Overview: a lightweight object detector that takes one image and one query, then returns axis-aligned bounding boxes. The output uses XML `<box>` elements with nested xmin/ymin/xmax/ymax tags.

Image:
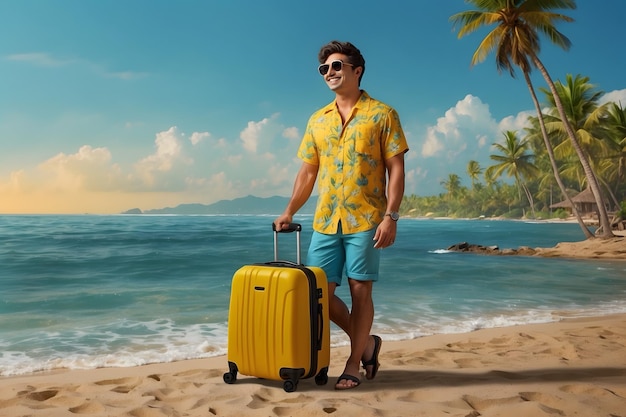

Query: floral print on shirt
<box><xmin>298</xmin><ymin>91</ymin><xmax>409</xmax><ymax>234</ymax></box>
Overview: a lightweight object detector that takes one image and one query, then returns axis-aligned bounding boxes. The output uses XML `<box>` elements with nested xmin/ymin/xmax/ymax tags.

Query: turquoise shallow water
<box><xmin>1</xmin><ymin>215</ymin><xmax>625</xmax><ymax>376</ymax></box>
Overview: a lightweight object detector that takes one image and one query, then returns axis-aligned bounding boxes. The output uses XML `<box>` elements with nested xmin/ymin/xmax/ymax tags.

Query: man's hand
<box><xmin>373</xmin><ymin>216</ymin><xmax>397</xmax><ymax>248</ymax></box>
<box><xmin>273</xmin><ymin>214</ymin><xmax>293</xmax><ymax>231</ymax></box>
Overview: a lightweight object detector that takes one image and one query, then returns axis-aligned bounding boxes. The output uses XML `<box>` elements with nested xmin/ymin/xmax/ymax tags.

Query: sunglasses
<box><xmin>318</xmin><ymin>60</ymin><xmax>354</xmax><ymax>76</ymax></box>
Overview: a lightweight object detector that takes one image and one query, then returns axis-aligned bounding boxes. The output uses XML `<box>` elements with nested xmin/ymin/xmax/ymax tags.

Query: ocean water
<box><xmin>1</xmin><ymin>214</ymin><xmax>625</xmax><ymax>377</ymax></box>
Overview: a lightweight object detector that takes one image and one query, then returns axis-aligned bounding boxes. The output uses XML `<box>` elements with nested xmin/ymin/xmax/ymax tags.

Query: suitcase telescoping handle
<box><xmin>272</xmin><ymin>223</ymin><xmax>302</xmax><ymax>264</ymax></box>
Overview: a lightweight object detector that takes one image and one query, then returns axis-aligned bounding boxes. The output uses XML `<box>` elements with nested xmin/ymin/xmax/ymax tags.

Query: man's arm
<box><xmin>274</xmin><ymin>162</ymin><xmax>318</xmax><ymax>231</ymax></box>
<box><xmin>385</xmin><ymin>152</ymin><xmax>406</xmax><ymax>216</ymax></box>
<box><xmin>374</xmin><ymin>153</ymin><xmax>405</xmax><ymax>248</ymax></box>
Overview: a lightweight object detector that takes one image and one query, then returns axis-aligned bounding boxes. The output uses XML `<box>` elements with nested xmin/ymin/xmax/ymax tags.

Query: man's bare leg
<box><xmin>329</xmin><ymin>280</ymin><xmax>376</xmax><ymax>389</ymax></box>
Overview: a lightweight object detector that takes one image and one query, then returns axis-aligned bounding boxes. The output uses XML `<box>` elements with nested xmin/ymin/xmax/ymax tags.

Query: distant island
<box><xmin>121</xmin><ymin>195</ymin><xmax>316</xmax><ymax>215</ymax></box>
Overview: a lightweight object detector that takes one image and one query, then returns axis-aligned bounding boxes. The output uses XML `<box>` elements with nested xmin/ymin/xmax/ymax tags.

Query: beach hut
<box><xmin>550</xmin><ymin>187</ymin><xmax>608</xmax><ymax>217</ymax></box>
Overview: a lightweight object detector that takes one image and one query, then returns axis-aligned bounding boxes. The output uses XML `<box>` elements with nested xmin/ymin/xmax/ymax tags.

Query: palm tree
<box><xmin>466</xmin><ymin>160</ymin><xmax>483</xmax><ymax>189</ymax></box>
<box><xmin>540</xmin><ymin>74</ymin><xmax>619</xmax><ymax>209</ymax></box>
<box><xmin>441</xmin><ymin>173</ymin><xmax>463</xmax><ymax>200</ymax></box>
<box><xmin>484</xmin><ymin>167</ymin><xmax>499</xmax><ymax>189</ymax></box>
<box><xmin>524</xmin><ymin>77</ymin><xmax>597</xmax><ymax>236</ymax></box>
<box><xmin>486</xmin><ymin>131</ymin><xmax>538</xmax><ymax>218</ymax></box>
<box><xmin>450</xmin><ymin>0</ymin><xmax>613</xmax><ymax>238</ymax></box>
<box><xmin>602</xmin><ymin>102</ymin><xmax>626</xmax><ymax>198</ymax></box>
<box><xmin>524</xmin><ymin>71</ymin><xmax>593</xmax><ymax>237</ymax></box>
<box><xmin>540</xmin><ymin>75</ymin><xmax>607</xmax><ymax>160</ymax></box>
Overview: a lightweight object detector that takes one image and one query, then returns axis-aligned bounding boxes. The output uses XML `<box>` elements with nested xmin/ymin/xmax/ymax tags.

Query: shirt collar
<box><xmin>322</xmin><ymin>90</ymin><xmax>370</xmax><ymax>114</ymax></box>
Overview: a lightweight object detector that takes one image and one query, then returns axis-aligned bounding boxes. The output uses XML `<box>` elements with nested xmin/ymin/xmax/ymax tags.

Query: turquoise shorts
<box><xmin>306</xmin><ymin>224</ymin><xmax>380</xmax><ymax>286</ymax></box>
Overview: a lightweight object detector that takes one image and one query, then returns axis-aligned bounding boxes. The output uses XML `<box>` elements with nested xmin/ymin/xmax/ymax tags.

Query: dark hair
<box><xmin>318</xmin><ymin>40</ymin><xmax>366</xmax><ymax>85</ymax></box>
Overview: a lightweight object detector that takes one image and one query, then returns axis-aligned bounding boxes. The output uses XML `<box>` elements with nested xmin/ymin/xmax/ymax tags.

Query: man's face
<box><xmin>319</xmin><ymin>53</ymin><xmax>360</xmax><ymax>92</ymax></box>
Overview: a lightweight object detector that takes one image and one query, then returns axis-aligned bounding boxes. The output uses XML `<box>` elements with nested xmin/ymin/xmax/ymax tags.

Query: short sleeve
<box><xmin>383</xmin><ymin>109</ymin><xmax>409</xmax><ymax>160</ymax></box>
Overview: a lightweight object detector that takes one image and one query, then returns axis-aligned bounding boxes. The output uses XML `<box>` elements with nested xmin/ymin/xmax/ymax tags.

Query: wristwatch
<box><xmin>385</xmin><ymin>211</ymin><xmax>400</xmax><ymax>221</ymax></box>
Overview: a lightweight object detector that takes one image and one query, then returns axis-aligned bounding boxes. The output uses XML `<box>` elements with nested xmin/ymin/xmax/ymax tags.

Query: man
<box><xmin>274</xmin><ymin>40</ymin><xmax>408</xmax><ymax>390</ymax></box>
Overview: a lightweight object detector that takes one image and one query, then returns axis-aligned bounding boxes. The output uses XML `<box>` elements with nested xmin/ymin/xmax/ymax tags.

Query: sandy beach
<box><xmin>450</xmin><ymin>232</ymin><xmax>626</xmax><ymax>261</ymax></box>
<box><xmin>533</xmin><ymin>234</ymin><xmax>626</xmax><ymax>260</ymax></box>
<box><xmin>1</xmin><ymin>313</ymin><xmax>625</xmax><ymax>417</ymax></box>
<box><xmin>1</xmin><ymin>236</ymin><xmax>625</xmax><ymax>417</ymax></box>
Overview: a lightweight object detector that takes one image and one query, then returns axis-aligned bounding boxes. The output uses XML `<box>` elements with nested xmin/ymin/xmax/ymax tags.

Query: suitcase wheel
<box><xmin>223</xmin><ymin>362</ymin><xmax>238</xmax><ymax>384</ymax></box>
<box><xmin>283</xmin><ymin>380</ymin><xmax>298</xmax><ymax>393</ymax></box>
<box><xmin>223</xmin><ymin>371</ymin><xmax>237</xmax><ymax>384</ymax></box>
<box><xmin>315</xmin><ymin>369</ymin><xmax>329</xmax><ymax>386</ymax></box>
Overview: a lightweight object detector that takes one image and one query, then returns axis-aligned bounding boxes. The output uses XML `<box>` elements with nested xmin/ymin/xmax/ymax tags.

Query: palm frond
<box><xmin>450</xmin><ymin>11</ymin><xmax>501</xmax><ymax>38</ymax></box>
<box><xmin>520</xmin><ymin>0</ymin><xmax>576</xmax><ymax>14</ymax></box>
<box><xmin>472</xmin><ymin>27</ymin><xmax>502</xmax><ymax>65</ymax></box>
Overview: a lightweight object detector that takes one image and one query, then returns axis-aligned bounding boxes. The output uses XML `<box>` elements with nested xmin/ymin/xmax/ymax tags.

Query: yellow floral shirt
<box><xmin>298</xmin><ymin>91</ymin><xmax>409</xmax><ymax>234</ymax></box>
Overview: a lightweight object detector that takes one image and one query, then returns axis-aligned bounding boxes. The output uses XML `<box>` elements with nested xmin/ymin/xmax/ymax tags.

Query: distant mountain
<box><xmin>122</xmin><ymin>195</ymin><xmax>317</xmax><ymax>215</ymax></box>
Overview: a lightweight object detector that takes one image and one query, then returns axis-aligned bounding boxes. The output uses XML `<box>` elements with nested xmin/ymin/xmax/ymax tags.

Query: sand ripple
<box><xmin>1</xmin><ymin>315</ymin><xmax>625</xmax><ymax>416</ymax></box>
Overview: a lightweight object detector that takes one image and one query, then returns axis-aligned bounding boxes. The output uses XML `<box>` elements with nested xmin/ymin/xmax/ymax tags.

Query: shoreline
<box><xmin>409</xmin><ymin>215</ymin><xmax>626</xmax><ymax>260</ymax></box>
<box><xmin>1</xmin><ymin>217</ymin><xmax>624</xmax><ymax>416</ymax></box>
<box><xmin>2</xmin><ymin>313</ymin><xmax>625</xmax><ymax>416</ymax></box>
<box><xmin>533</xmin><ymin>235</ymin><xmax>626</xmax><ymax>260</ymax></box>
<box><xmin>447</xmin><ymin>234</ymin><xmax>626</xmax><ymax>261</ymax></box>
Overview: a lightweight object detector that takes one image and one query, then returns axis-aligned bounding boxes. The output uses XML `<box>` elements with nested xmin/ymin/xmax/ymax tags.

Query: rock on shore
<box><xmin>447</xmin><ymin>236</ymin><xmax>626</xmax><ymax>260</ymax></box>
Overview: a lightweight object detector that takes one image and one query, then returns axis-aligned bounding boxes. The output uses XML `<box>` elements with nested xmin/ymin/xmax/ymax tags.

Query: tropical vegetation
<box><xmin>399</xmin><ymin>78</ymin><xmax>625</xmax><ymax>225</ymax></box>
<box><xmin>398</xmin><ymin>0</ymin><xmax>623</xmax><ymax>237</ymax></box>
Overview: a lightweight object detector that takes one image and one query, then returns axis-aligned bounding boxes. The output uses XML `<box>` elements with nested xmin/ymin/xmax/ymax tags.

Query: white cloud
<box><xmin>125</xmin><ymin>121</ymin><xmax>144</xmax><ymax>128</ymax></box>
<box><xmin>6</xmin><ymin>128</ymin><xmax>194</xmax><ymax>196</ymax></box>
<box><xmin>136</xmin><ymin>127</ymin><xmax>185</xmax><ymax>172</ymax></box>
<box><xmin>240</xmin><ymin>118</ymin><xmax>270</xmax><ymax>153</ymax></box>
<box><xmin>1</xmin><ymin>97</ymin><xmax>544</xmax><ymax>214</ymax></box>
<box><xmin>215</xmin><ymin>137</ymin><xmax>228</xmax><ymax>148</ymax></box>
<box><xmin>405</xmin><ymin>86</ymin><xmax>623</xmax><ymax>196</ymax></box>
<box><xmin>190</xmin><ymin>131</ymin><xmax>210</xmax><ymax>145</ymax></box>
<box><xmin>7</xmin><ymin>52</ymin><xmax>73</xmax><ymax>67</ymax></box>
<box><xmin>6</xmin><ymin>52</ymin><xmax>147</xmax><ymax>80</ymax></box>
<box><xmin>186</xmin><ymin>171</ymin><xmax>238</xmax><ymax>200</ymax></box>
<box><xmin>599</xmin><ymin>88</ymin><xmax>626</xmax><ymax>106</ymax></box>
<box><xmin>38</xmin><ymin>145</ymin><xmax>124</xmax><ymax>191</ymax></box>
<box><xmin>0</xmin><ymin>169</ymin><xmax>31</xmax><ymax>193</ymax></box>
<box><xmin>131</xmin><ymin>127</ymin><xmax>194</xmax><ymax>190</ymax></box>
<box><xmin>407</xmin><ymin>94</ymin><xmax>540</xmax><ymax>195</ymax></box>
<box><xmin>421</xmin><ymin>127</ymin><xmax>446</xmax><ymax>157</ymax></box>
<box><xmin>0</xmin><ymin>115</ymin><xmax>305</xmax><ymax>212</ymax></box>
<box><xmin>282</xmin><ymin>126</ymin><xmax>300</xmax><ymax>140</ymax></box>
<box><xmin>498</xmin><ymin>110</ymin><xmax>533</xmax><ymax>133</ymax></box>
<box><xmin>227</xmin><ymin>154</ymin><xmax>243</xmax><ymax>165</ymax></box>
<box><xmin>420</xmin><ymin>94</ymin><xmax>497</xmax><ymax>159</ymax></box>
<box><xmin>239</xmin><ymin>113</ymin><xmax>285</xmax><ymax>153</ymax></box>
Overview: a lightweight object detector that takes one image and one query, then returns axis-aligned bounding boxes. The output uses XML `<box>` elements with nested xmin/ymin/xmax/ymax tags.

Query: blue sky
<box><xmin>1</xmin><ymin>0</ymin><xmax>625</xmax><ymax>214</ymax></box>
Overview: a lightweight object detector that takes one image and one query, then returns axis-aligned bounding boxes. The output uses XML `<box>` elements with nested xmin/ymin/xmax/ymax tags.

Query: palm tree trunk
<box><xmin>598</xmin><ymin>175</ymin><xmax>621</xmax><ymax>210</ymax></box>
<box><xmin>531</xmin><ymin>56</ymin><xmax>614</xmax><ymax>238</ymax></box>
<box><xmin>521</xmin><ymin>182</ymin><xmax>536</xmax><ymax>219</ymax></box>
<box><xmin>523</xmin><ymin>72</ymin><xmax>594</xmax><ymax>238</ymax></box>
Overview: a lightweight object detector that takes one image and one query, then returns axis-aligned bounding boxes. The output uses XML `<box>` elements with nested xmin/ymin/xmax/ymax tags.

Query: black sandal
<box><xmin>361</xmin><ymin>335</ymin><xmax>382</xmax><ymax>380</ymax></box>
<box><xmin>335</xmin><ymin>373</ymin><xmax>361</xmax><ymax>390</ymax></box>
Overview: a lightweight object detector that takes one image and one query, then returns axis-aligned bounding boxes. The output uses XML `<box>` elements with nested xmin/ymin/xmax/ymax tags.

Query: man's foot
<box><xmin>335</xmin><ymin>373</ymin><xmax>361</xmax><ymax>390</ymax></box>
<box><xmin>361</xmin><ymin>335</ymin><xmax>382</xmax><ymax>380</ymax></box>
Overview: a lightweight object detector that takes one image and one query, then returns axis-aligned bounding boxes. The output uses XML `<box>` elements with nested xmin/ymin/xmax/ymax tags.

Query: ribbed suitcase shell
<box><xmin>223</xmin><ymin>225</ymin><xmax>330</xmax><ymax>392</ymax></box>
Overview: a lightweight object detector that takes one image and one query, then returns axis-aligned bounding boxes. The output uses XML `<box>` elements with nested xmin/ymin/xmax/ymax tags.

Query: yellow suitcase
<box><xmin>223</xmin><ymin>223</ymin><xmax>330</xmax><ymax>392</ymax></box>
